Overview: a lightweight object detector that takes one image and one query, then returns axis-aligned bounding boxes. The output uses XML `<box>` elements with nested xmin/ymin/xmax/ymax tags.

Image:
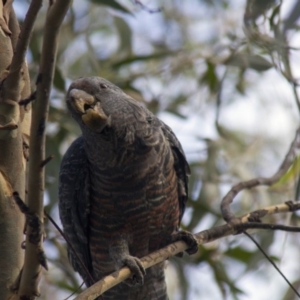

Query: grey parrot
<box><xmin>59</xmin><ymin>77</ymin><xmax>197</xmax><ymax>300</ymax></box>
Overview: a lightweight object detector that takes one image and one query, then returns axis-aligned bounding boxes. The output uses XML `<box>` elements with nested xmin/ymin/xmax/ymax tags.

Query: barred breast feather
<box><xmin>59</xmin><ymin>77</ymin><xmax>195</xmax><ymax>300</ymax></box>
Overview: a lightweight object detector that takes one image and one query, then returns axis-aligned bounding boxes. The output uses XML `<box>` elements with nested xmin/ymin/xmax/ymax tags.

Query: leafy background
<box><xmin>15</xmin><ymin>0</ymin><xmax>300</xmax><ymax>299</ymax></box>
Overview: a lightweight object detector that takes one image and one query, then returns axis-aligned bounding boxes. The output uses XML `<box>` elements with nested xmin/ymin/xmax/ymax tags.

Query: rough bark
<box><xmin>0</xmin><ymin>2</ymin><xmax>31</xmax><ymax>298</ymax></box>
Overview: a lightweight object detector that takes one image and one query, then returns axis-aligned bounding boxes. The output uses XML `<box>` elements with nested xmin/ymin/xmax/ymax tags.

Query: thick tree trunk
<box><xmin>0</xmin><ymin>133</ymin><xmax>25</xmax><ymax>299</ymax></box>
<box><xmin>0</xmin><ymin>2</ymin><xmax>31</xmax><ymax>298</ymax></box>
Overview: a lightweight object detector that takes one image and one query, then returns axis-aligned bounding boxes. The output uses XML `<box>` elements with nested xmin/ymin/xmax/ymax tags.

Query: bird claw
<box><xmin>172</xmin><ymin>230</ymin><xmax>198</xmax><ymax>255</ymax></box>
<box><xmin>122</xmin><ymin>256</ymin><xmax>145</xmax><ymax>286</ymax></box>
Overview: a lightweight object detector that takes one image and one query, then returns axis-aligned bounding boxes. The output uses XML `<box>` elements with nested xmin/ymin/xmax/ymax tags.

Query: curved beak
<box><xmin>67</xmin><ymin>89</ymin><xmax>95</xmax><ymax>114</ymax></box>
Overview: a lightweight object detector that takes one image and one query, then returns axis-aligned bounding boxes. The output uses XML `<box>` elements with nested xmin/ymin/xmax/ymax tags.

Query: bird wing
<box><xmin>132</xmin><ymin>104</ymin><xmax>190</xmax><ymax>223</ymax></box>
<box><xmin>58</xmin><ymin>136</ymin><xmax>94</xmax><ymax>286</ymax></box>
<box><xmin>160</xmin><ymin>120</ymin><xmax>191</xmax><ymax>222</ymax></box>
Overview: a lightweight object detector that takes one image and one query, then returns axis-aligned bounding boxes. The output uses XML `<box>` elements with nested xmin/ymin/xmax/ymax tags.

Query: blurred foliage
<box><xmin>15</xmin><ymin>0</ymin><xmax>300</xmax><ymax>299</ymax></box>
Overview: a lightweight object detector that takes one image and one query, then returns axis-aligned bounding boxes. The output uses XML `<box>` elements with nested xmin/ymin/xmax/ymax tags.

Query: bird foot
<box><xmin>122</xmin><ymin>255</ymin><xmax>146</xmax><ymax>286</ymax></box>
<box><xmin>172</xmin><ymin>230</ymin><xmax>198</xmax><ymax>256</ymax></box>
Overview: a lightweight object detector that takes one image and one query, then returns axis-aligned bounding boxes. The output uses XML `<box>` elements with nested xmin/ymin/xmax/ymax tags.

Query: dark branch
<box><xmin>44</xmin><ymin>211</ymin><xmax>95</xmax><ymax>285</ymax></box>
<box><xmin>239</xmin><ymin>222</ymin><xmax>300</xmax><ymax>232</ymax></box>
<box><xmin>19</xmin><ymin>91</ymin><xmax>36</xmax><ymax>107</ymax></box>
<box><xmin>40</xmin><ymin>155</ymin><xmax>54</xmax><ymax>168</ymax></box>
<box><xmin>12</xmin><ymin>192</ymin><xmax>48</xmax><ymax>270</ymax></box>
<box><xmin>133</xmin><ymin>0</ymin><xmax>162</xmax><ymax>13</ymax></box>
<box><xmin>0</xmin><ymin>121</ymin><xmax>18</xmax><ymax>130</ymax></box>
<box><xmin>244</xmin><ymin>231</ymin><xmax>300</xmax><ymax>298</ymax></box>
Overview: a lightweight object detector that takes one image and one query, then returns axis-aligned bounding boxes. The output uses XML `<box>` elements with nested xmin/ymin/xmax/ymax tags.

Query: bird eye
<box><xmin>100</xmin><ymin>83</ymin><xmax>108</xmax><ymax>89</ymax></box>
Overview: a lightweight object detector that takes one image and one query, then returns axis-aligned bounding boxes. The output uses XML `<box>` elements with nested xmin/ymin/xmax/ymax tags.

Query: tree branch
<box><xmin>221</xmin><ymin>127</ymin><xmax>300</xmax><ymax>222</ymax></box>
<box><xmin>2</xmin><ymin>0</ymin><xmax>42</xmax><ymax>102</ymax></box>
<box><xmin>17</xmin><ymin>0</ymin><xmax>71</xmax><ymax>298</ymax></box>
<box><xmin>240</xmin><ymin>200</ymin><xmax>300</xmax><ymax>222</ymax></box>
<box><xmin>73</xmin><ymin>200</ymin><xmax>300</xmax><ymax>300</ymax></box>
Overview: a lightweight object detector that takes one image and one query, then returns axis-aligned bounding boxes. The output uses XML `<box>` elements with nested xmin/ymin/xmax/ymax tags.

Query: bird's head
<box><xmin>66</xmin><ymin>76</ymin><xmax>154</xmax><ymax>148</ymax></box>
<box><xmin>66</xmin><ymin>77</ymin><xmax>131</xmax><ymax>133</ymax></box>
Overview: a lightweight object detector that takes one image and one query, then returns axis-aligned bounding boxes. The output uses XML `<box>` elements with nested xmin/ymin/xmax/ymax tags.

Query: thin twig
<box><xmin>239</xmin><ymin>222</ymin><xmax>300</xmax><ymax>232</ymax></box>
<box><xmin>133</xmin><ymin>0</ymin><xmax>162</xmax><ymax>13</ymax></box>
<box><xmin>244</xmin><ymin>231</ymin><xmax>300</xmax><ymax>298</ymax></box>
<box><xmin>2</xmin><ymin>0</ymin><xmax>43</xmax><ymax>102</ymax></box>
<box><xmin>215</xmin><ymin>66</ymin><xmax>228</xmax><ymax>124</ymax></box>
<box><xmin>44</xmin><ymin>211</ymin><xmax>95</xmax><ymax>285</ymax></box>
<box><xmin>221</xmin><ymin>127</ymin><xmax>300</xmax><ymax>222</ymax></box>
<box><xmin>63</xmin><ymin>282</ymin><xmax>85</xmax><ymax>300</ymax></box>
<box><xmin>13</xmin><ymin>192</ymin><xmax>48</xmax><ymax>270</ymax></box>
<box><xmin>275</xmin><ymin>23</ymin><xmax>300</xmax><ymax>115</ymax></box>
<box><xmin>40</xmin><ymin>155</ymin><xmax>54</xmax><ymax>168</ymax></box>
<box><xmin>241</xmin><ymin>201</ymin><xmax>300</xmax><ymax>222</ymax></box>
<box><xmin>19</xmin><ymin>91</ymin><xmax>36</xmax><ymax>106</ymax></box>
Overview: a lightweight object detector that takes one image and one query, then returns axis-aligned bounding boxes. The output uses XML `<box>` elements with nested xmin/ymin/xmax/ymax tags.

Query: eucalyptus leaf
<box><xmin>114</xmin><ymin>16</ymin><xmax>132</xmax><ymax>57</ymax></box>
<box><xmin>53</xmin><ymin>67</ymin><xmax>66</xmax><ymax>92</ymax></box>
<box><xmin>225</xmin><ymin>53</ymin><xmax>273</xmax><ymax>71</ymax></box>
<box><xmin>89</xmin><ymin>0</ymin><xmax>132</xmax><ymax>14</ymax></box>
<box><xmin>112</xmin><ymin>51</ymin><xmax>176</xmax><ymax>68</ymax></box>
<box><xmin>224</xmin><ymin>247</ymin><xmax>255</xmax><ymax>264</ymax></box>
<box><xmin>200</xmin><ymin>61</ymin><xmax>219</xmax><ymax>92</ymax></box>
<box><xmin>245</xmin><ymin>0</ymin><xmax>276</xmax><ymax>21</ymax></box>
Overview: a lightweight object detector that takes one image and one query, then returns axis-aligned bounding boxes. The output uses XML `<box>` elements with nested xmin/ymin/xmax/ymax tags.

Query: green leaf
<box><xmin>112</xmin><ymin>51</ymin><xmax>176</xmax><ymax>68</ymax></box>
<box><xmin>89</xmin><ymin>0</ymin><xmax>132</xmax><ymax>14</ymax></box>
<box><xmin>271</xmin><ymin>155</ymin><xmax>300</xmax><ymax>191</ymax></box>
<box><xmin>224</xmin><ymin>247</ymin><xmax>255</xmax><ymax>264</ymax></box>
<box><xmin>166</xmin><ymin>94</ymin><xmax>188</xmax><ymax>119</ymax></box>
<box><xmin>53</xmin><ymin>67</ymin><xmax>66</xmax><ymax>92</ymax></box>
<box><xmin>29</xmin><ymin>31</ymin><xmax>41</xmax><ymax>63</ymax></box>
<box><xmin>216</xmin><ymin>124</ymin><xmax>247</xmax><ymax>148</ymax></box>
<box><xmin>269</xmin><ymin>4</ymin><xmax>280</xmax><ymax>29</ymax></box>
<box><xmin>209</xmin><ymin>259</ymin><xmax>245</xmax><ymax>298</ymax></box>
<box><xmin>245</xmin><ymin>0</ymin><xmax>276</xmax><ymax>21</ymax></box>
<box><xmin>225</xmin><ymin>53</ymin><xmax>273</xmax><ymax>71</ymax></box>
<box><xmin>200</xmin><ymin>61</ymin><xmax>219</xmax><ymax>92</ymax></box>
<box><xmin>114</xmin><ymin>16</ymin><xmax>132</xmax><ymax>56</ymax></box>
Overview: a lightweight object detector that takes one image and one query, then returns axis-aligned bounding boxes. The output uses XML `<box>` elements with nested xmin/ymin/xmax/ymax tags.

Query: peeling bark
<box><xmin>0</xmin><ymin>2</ymin><xmax>30</xmax><ymax>298</ymax></box>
